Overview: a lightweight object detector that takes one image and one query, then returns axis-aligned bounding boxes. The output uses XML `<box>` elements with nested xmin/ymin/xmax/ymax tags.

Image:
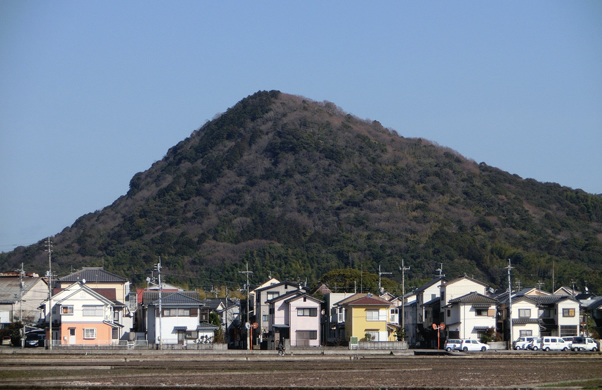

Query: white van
<box><xmin>539</xmin><ymin>337</ymin><xmax>569</xmax><ymax>351</ymax></box>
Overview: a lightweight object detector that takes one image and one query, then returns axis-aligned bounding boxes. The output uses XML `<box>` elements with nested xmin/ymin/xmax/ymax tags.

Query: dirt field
<box><xmin>1</xmin><ymin>351</ymin><xmax>602</xmax><ymax>389</ymax></box>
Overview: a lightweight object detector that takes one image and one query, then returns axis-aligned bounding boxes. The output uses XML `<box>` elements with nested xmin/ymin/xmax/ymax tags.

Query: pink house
<box><xmin>267</xmin><ymin>290</ymin><xmax>322</xmax><ymax>347</ymax></box>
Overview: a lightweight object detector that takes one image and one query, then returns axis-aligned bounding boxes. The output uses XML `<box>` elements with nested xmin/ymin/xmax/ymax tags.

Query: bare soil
<box><xmin>1</xmin><ymin>351</ymin><xmax>601</xmax><ymax>389</ymax></box>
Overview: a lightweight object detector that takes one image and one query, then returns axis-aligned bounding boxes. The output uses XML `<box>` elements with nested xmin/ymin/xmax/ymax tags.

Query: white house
<box><xmin>44</xmin><ymin>282</ymin><xmax>121</xmax><ymax>345</ymax></box>
<box><xmin>146</xmin><ymin>292</ymin><xmax>212</xmax><ymax>345</ymax></box>
<box><xmin>0</xmin><ymin>274</ymin><xmax>48</xmax><ymax>326</ymax></box>
<box><xmin>444</xmin><ymin>291</ymin><xmax>497</xmax><ymax>340</ymax></box>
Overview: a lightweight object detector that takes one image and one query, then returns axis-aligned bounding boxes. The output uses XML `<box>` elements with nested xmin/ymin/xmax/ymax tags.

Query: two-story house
<box><xmin>0</xmin><ymin>272</ymin><xmax>48</xmax><ymax>327</ymax></box>
<box><xmin>252</xmin><ymin>281</ymin><xmax>305</xmax><ymax>345</ymax></box>
<box><xmin>267</xmin><ymin>290</ymin><xmax>322</xmax><ymax>348</ymax></box>
<box><xmin>443</xmin><ymin>292</ymin><xmax>497</xmax><ymax>340</ymax></box>
<box><xmin>57</xmin><ymin>267</ymin><xmax>134</xmax><ymax>341</ymax></box>
<box><xmin>146</xmin><ymin>292</ymin><xmax>216</xmax><ymax>345</ymax></box>
<box><xmin>44</xmin><ymin>281</ymin><xmax>122</xmax><ymax>345</ymax></box>
<box><xmin>342</xmin><ymin>293</ymin><xmax>396</xmax><ymax>342</ymax></box>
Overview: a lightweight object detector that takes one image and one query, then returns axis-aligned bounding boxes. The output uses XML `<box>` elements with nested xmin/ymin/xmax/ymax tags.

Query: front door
<box><xmin>68</xmin><ymin>328</ymin><xmax>76</xmax><ymax>344</ymax></box>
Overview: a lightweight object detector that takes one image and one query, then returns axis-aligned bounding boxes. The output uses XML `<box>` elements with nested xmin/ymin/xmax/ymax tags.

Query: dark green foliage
<box><xmin>1</xmin><ymin>91</ymin><xmax>601</xmax><ymax>296</ymax></box>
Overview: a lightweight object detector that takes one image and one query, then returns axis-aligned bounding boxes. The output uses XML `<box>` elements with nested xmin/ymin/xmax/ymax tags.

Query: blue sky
<box><xmin>1</xmin><ymin>1</ymin><xmax>601</xmax><ymax>251</ymax></box>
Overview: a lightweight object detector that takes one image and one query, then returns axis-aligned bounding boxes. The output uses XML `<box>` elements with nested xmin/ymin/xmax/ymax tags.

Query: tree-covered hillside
<box><xmin>2</xmin><ymin>91</ymin><xmax>602</xmax><ymax>294</ymax></box>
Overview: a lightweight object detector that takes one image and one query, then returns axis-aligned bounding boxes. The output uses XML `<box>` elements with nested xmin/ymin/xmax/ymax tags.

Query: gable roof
<box><xmin>59</xmin><ymin>267</ymin><xmax>127</xmax><ymax>283</ymax></box>
<box><xmin>345</xmin><ymin>294</ymin><xmax>391</xmax><ymax>307</ymax></box>
<box><xmin>52</xmin><ymin>282</ymin><xmax>116</xmax><ymax>307</ymax></box>
<box><xmin>415</xmin><ymin>278</ymin><xmax>445</xmax><ymax>293</ymax></box>
<box><xmin>335</xmin><ymin>293</ymin><xmax>368</xmax><ymax>306</ymax></box>
<box><xmin>142</xmin><ymin>290</ymin><xmax>199</xmax><ymax>305</ymax></box>
<box><xmin>448</xmin><ymin>291</ymin><xmax>497</xmax><ymax>305</ymax></box>
<box><xmin>253</xmin><ymin>281</ymin><xmax>303</xmax><ymax>293</ymax></box>
<box><xmin>442</xmin><ymin>275</ymin><xmax>488</xmax><ymax>289</ymax></box>
<box><xmin>0</xmin><ymin>277</ymin><xmax>46</xmax><ymax>304</ymax></box>
<box><xmin>151</xmin><ymin>292</ymin><xmax>204</xmax><ymax>306</ymax></box>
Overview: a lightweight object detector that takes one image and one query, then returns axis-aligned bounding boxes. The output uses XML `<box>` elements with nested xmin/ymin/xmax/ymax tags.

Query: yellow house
<box><xmin>341</xmin><ymin>293</ymin><xmax>396</xmax><ymax>342</ymax></box>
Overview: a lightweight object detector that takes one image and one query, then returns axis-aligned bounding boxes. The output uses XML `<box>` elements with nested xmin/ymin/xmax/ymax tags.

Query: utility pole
<box><xmin>399</xmin><ymin>259</ymin><xmax>410</xmax><ymax>341</ymax></box>
<box><xmin>45</xmin><ymin>237</ymin><xmax>53</xmax><ymax>350</ymax></box>
<box><xmin>506</xmin><ymin>259</ymin><xmax>514</xmax><ymax>344</ymax></box>
<box><xmin>157</xmin><ymin>258</ymin><xmax>163</xmax><ymax>351</ymax></box>
<box><xmin>378</xmin><ymin>264</ymin><xmax>392</xmax><ymax>295</ymax></box>
<box><xmin>16</xmin><ymin>263</ymin><xmax>25</xmax><ymax>349</ymax></box>
<box><xmin>239</xmin><ymin>263</ymin><xmax>253</xmax><ymax>350</ymax></box>
<box><xmin>146</xmin><ymin>259</ymin><xmax>163</xmax><ymax>350</ymax></box>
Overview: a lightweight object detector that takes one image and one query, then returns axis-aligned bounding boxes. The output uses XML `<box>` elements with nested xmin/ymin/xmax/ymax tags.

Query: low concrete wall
<box><xmin>488</xmin><ymin>341</ymin><xmax>507</xmax><ymax>350</ymax></box>
<box><xmin>358</xmin><ymin>341</ymin><xmax>408</xmax><ymax>350</ymax></box>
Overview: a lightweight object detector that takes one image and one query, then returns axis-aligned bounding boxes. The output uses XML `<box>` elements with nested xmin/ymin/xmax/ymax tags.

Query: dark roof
<box><xmin>415</xmin><ymin>278</ymin><xmax>445</xmax><ymax>293</ymax></box>
<box><xmin>151</xmin><ymin>292</ymin><xmax>204</xmax><ymax>306</ymax></box>
<box><xmin>345</xmin><ymin>294</ymin><xmax>391</xmax><ymax>306</ymax></box>
<box><xmin>266</xmin><ymin>290</ymin><xmax>303</xmax><ymax>304</ymax></box>
<box><xmin>422</xmin><ymin>296</ymin><xmax>440</xmax><ymax>307</ymax></box>
<box><xmin>512</xmin><ymin>318</ymin><xmax>539</xmax><ymax>325</ymax></box>
<box><xmin>448</xmin><ymin>292</ymin><xmax>497</xmax><ymax>305</ymax></box>
<box><xmin>59</xmin><ymin>267</ymin><xmax>127</xmax><ymax>283</ymax></box>
<box><xmin>199</xmin><ymin>298</ymin><xmax>239</xmax><ymax>311</ymax></box>
<box><xmin>144</xmin><ymin>291</ymin><xmax>200</xmax><ymax>305</ymax></box>
<box><xmin>253</xmin><ymin>281</ymin><xmax>304</xmax><ymax>293</ymax></box>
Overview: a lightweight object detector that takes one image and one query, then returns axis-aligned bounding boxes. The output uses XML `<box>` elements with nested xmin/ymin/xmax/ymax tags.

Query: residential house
<box><xmin>341</xmin><ymin>293</ymin><xmax>396</xmax><ymax>342</ymax></box>
<box><xmin>0</xmin><ymin>272</ymin><xmax>48</xmax><ymax>327</ymax></box>
<box><xmin>402</xmin><ymin>291</ymin><xmax>418</xmax><ymax>346</ymax></box>
<box><xmin>146</xmin><ymin>292</ymin><xmax>215</xmax><ymax>345</ymax></box>
<box><xmin>57</xmin><ymin>267</ymin><xmax>134</xmax><ymax>341</ymax></box>
<box><xmin>323</xmin><ymin>292</ymin><xmax>360</xmax><ymax>345</ymax></box>
<box><xmin>413</xmin><ymin>278</ymin><xmax>444</xmax><ymax>347</ymax></box>
<box><xmin>267</xmin><ymin>290</ymin><xmax>322</xmax><ymax>348</ymax></box>
<box><xmin>44</xmin><ymin>281</ymin><xmax>123</xmax><ymax>345</ymax></box>
<box><xmin>443</xmin><ymin>292</ymin><xmax>497</xmax><ymax>340</ymax></box>
<box><xmin>252</xmin><ymin>281</ymin><xmax>305</xmax><ymax>345</ymax></box>
<box><xmin>199</xmin><ymin>297</ymin><xmax>241</xmax><ymax>343</ymax></box>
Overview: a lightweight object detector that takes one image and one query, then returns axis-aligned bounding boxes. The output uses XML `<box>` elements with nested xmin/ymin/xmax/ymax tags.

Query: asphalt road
<box><xmin>1</xmin><ymin>349</ymin><xmax>601</xmax><ymax>389</ymax></box>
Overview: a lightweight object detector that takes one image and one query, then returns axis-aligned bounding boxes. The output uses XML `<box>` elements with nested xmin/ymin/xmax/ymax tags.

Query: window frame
<box><xmin>82</xmin><ymin>305</ymin><xmax>103</xmax><ymax>317</ymax></box>
<box><xmin>518</xmin><ymin>308</ymin><xmax>531</xmax><ymax>318</ymax></box>
<box><xmin>61</xmin><ymin>305</ymin><xmax>74</xmax><ymax>315</ymax></box>
<box><xmin>562</xmin><ymin>308</ymin><xmax>576</xmax><ymax>317</ymax></box>
<box><xmin>297</xmin><ymin>308</ymin><xmax>318</xmax><ymax>317</ymax></box>
<box><xmin>83</xmin><ymin>328</ymin><xmax>97</xmax><ymax>340</ymax></box>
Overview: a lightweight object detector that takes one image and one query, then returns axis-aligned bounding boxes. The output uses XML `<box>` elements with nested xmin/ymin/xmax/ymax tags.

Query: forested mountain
<box><xmin>2</xmin><ymin>91</ymin><xmax>602</xmax><ymax>294</ymax></box>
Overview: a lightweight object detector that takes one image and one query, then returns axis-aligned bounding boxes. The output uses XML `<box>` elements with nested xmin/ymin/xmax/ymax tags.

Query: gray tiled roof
<box><xmin>449</xmin><ymin>291</ymin><xmax>497</xmax><ymax>305</ymax></box>
<box><xmin>151</xmin><ymin>292</ymin><xmax>204</xmax><ymax>306</ymax></box>
<box><xmin>59</xmin><ymin>267</ymin><xmax>127</xmax><ymax>283</ymax></box>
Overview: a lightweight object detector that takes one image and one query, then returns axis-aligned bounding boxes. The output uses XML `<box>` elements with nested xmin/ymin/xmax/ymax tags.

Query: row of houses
<box><xmin>2</xmin><ymin>268</ymin><xmax>602</xmax><ymax>349</ymax></box>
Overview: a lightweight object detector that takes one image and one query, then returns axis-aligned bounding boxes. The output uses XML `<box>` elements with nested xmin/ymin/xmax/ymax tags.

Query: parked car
<box><xmin>444</xmin><ymin>339</ymin><xmax>462</xmax><ymax>352</ymax></box>
<box><xmin>561</xmin><ymin>337</ymin><xmax>575</xmax><ymax>348</ymax></box>
<box><xmin>24</xmin><ymin>331</ymin><xmax>45</xmax><ymax>348</ymax></box>
<box><xmin>459</xmin><ymin>339</ymin><xmax>489</xmax><ymax>352</ymax></box>
<box><xmin>527</xmin><ymin>338</ymin><xmax>541</xmax><ymax>350</ymax></box>
<box><xmin>539</xmin><ymin>336</ymin><xmax>569</xmax><ymax>351</ymax></box>
<box><xmin>571</xmin><ymin>337</ymin><xmax>598</xmax><ymax>351</ymax></box>
<box><xmin>1</xmin><ymin>336</ymin><xmax>11</xmax><ymax>346</ymax></box>
<box><xmin>513</xmin><ymin>337</ymin><xmax>537</xmax><ymax>350</ymax></box>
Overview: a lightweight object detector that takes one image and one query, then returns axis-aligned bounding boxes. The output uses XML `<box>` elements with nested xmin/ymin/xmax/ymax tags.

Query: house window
<box><xmin>267</xmin><ymin>292</ymin><xmax>279</xmax><ymax>300</ymax></box>
<box><xmin>560</xmin><ymin>325</ymin><xmax>578</xmax><ymax>336</ymax></box>
<box><xmin>539</xmin><ymin>309</ymin><xmax>551</xmax><ymax>318</ymax></box>
<box><xmin>366</xmin><ymin>309</ymin><xmax>386</xmax><ymax>321</ymax></box>
<box><xmin>447</xmin><ymin>310</ymin><xmax>451</xmax><ymax>318</ymax></box>
<box><xmin>518</xmin><ymin>309</ymin><xmax>531</xmax><ymax>318</ymax></box>
<box><xmin>475</xmin><ymin>309</ymin><xmax>488</xmax><ymax>316</ymax></box>
<box><xmin>562</xmin><ymin>308</ymin><xmax>575</xmax><ymax>317</ymax></box>
<box><xmin>297</xmin><ymin>308</ymin><xmax>317</xmax><ymax>317</ymax></box>
<box><xmin>262</xmin><ymin>315</ymin><xmax>268</xmax><ymax>322</ymax></box>
<box><xmin>520</xmin><ymin>330</ymin><xmax>533</xmax><ymax>337</ymax></box>
<box><xmin>83</xmin><ymin>328</ymin><xmax>97</xmax><ymax>339</ymax></box>
<box><xmin>296</xmin><ymin>330</ymin><xmax>318</xmax><ymax>340</ymax></box>
<box><xmin>365</xmin><ymin>331</ymin><xmax>379</xmax><ymax>341</ymax></box>
<box><xmin>185</xmin><ymin>331</ymin><xmax>198</xmax><ymax>339</ymax></box>
<box><xmin>61</xmin><ymin>305</ymin><xmax>74</xmax><ymax>315</ymax></box>
<box><xmin>163</xmin><ymin>308</ymin><xmax>191</xmax><ymax>317</ymax></box>
<box><xmin>82</xmin><ymin>306</ymin><xmax>103</xmax><ymax>317</ymax></box>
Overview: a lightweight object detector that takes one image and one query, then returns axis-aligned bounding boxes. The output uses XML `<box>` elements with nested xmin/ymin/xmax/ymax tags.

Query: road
<box><xmin>1</xmin><ymin>350</ymin><xmax>601</xmax><ymax>389</ymax></box>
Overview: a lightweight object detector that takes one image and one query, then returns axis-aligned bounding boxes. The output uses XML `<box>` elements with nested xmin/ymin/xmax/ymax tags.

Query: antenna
<box><xmin>378</xmin><ymin>264</ymin><xmax>392</xmax><ymax>294</ymax></box>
